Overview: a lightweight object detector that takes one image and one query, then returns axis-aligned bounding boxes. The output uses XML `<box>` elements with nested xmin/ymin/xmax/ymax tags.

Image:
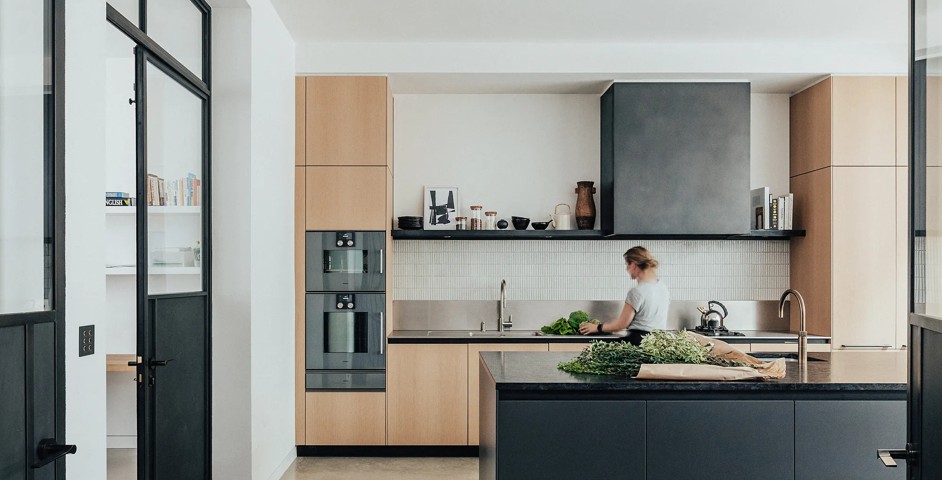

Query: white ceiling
<box><xmin>269</xmin><ymin>0</ymin><xmax>908</xmax><ymax>94</ymax></box>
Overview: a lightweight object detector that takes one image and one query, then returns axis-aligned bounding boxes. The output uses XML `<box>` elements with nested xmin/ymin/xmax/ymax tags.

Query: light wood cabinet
<box><xmin>831</xmin><ymin>167</ymin><xmax>897</xmax><ymax>348</ymax></box>
<box><xmin>305</xmin><ymin>166</ymin><xmax>387</xmax><ymax>230</ymax></box>
<box><xmin>467</xmin><ymin>343</ymin><xmax>547</xmax><ymax>445</ymax></box>
<box><xmin>790</xmin><ymin>167</ymin><xmax>832</xmax><ymax>336</ymax></box>
<box><xmin>830</xmin><ymin>76</ymin><xmax>896</xmax><ymax>167</ymax></box>
<box><xmin>305</xmin><ymin>392</ymin><xmax>386</xmax><ymax>445</ymax></box>
<box><xmin>306</xmin><ymin>76</ymin><xmax>389</xmax><ymax>167</ymax></box>
<box><xmin>790</xmin><ymin>76</ymin><xmax>906</xmax><ymax>350</ymax></box>
<box><xmin>294</xmin><ymin>167</ymin><xmax>306</xmax><ymax>444</ymax></box>
<box><xmin>548</xmin><ymin>342</ymin><xmax>592</xmax><ymax>352</ymax></box>
<box><xmin>895</xmin><ymin>167</ymin><xmax>909</xmax><ymax>349</ymax></box>
<box><xmin>387</xmin><ymin>344</ymin><xmax>469</xmax><ymax>445</ymax></box>
<box><xmin>295</xmin><ymin>78</ymin><xmax>306</xmax><ymax>166</ymax></box>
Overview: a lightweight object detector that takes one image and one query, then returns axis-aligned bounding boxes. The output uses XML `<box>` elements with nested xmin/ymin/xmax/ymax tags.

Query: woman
<box><xmin>579</xmin><ymin>246</ymin><xmax>669</xmax><ymax>346</ymax></box>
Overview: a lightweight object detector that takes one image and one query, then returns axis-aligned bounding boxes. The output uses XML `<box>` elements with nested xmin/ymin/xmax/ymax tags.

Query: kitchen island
<box><xmin>479</xmin><ymin>351</ymin><xmax>906</xmax><ymax>480</ymax></box>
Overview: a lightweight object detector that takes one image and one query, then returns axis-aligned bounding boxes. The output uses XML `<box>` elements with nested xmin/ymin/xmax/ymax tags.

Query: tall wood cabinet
<box><xmin>789</xmin><ymin>76</ymin><xmax>908</xmax><ymax>349</ymax></box>
<box><xmin>295</xmin><ymin>76</ymin><xmax>394</xmax><ymax>446</ymax></box>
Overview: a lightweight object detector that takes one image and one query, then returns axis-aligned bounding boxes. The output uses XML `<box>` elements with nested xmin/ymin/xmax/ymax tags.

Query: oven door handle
<box><xmin>379</xmin><ymin>312</ymin><xmax>385</xmax><ymax>355</ymax></box>
<box><xmin>379</xmin><ymin>249</ymin><xmax>384</xmax><ymax>275</ymax></box>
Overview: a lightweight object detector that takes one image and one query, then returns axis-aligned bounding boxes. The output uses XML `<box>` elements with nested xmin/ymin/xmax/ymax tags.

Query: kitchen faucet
<box><xmin>778</xmin><ymin>289</ymin><xmax>807</xmax><ymax>366</ymax></box>
<box><xmin>498</xmin><ymin>279</ymin><xmax>513</xmax><ymax>332</ymax></box>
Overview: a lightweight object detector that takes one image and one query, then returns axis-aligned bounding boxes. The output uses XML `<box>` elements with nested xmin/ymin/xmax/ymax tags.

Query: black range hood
<box><xmin>600</xmin><ymin>82</ymin><xmax>751</xmax><ymax>236</ymax></box>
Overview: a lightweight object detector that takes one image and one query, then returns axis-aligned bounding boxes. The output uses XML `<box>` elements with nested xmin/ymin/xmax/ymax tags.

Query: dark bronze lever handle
<box><xmin>151</xmin><ymin>359</ymin><xmax>174</xmax><ymax>367</ymax></box>
<box><xmin>31</xmin><ymin>439</ymin><xmax>77</xmax><ymax>469</ymax></box>
<box><xmin>878</xmin><ymin>448</ymin><xmax>910</xmax><ymax>467</ymax></box>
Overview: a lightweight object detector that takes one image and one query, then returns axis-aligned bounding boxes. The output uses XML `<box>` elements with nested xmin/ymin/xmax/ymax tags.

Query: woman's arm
<box><xmin>579</xmin><ymin>303</ymin><xmax>636</xmax><ymax>335</ymax></box>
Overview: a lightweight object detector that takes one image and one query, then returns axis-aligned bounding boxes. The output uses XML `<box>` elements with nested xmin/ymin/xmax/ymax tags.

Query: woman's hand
<box><xmin>579</xmin><ymin>322</ymin><xmax>599</xmax><ymax>335</ymax></box>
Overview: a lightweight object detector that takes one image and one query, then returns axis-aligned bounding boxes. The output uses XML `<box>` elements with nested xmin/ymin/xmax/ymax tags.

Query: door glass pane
<box><xmin>107</xmin><ymin>0</ymin><xmax>139</xmax><ymax>27</ymax></box>
<box><xmin>0</xmin><ymin>0</ymin><xmax>52</xmax><ymax>314</ymax></box>
<box><xmin>146</xmin><ymin>60</ymin><xmax>203</xmax><ymax>295</ymax></box>
<box><xmin>916</xmin><ymin>0</ymin><xmax>942</xmax><ymax>318</ymax></box>
<box><xmin>324</xmin><ymin>251</ymin><xmax>368</xmax><ymax>274</ymax></box>
<box><xmin>146</xmin><ymin>0</ymin><xmax>202</xmax><ymax>79</ymax></box>
<box><xmin>324</xmin><ymin>312</ymin><xmax>368</xmax><ymax>353</ymax></box>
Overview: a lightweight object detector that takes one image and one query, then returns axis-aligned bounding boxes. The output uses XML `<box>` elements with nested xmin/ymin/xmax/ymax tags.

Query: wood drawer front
<box><xmin>749</xmin><ymin>343</ymin><xmax>831</xmax><ymax>353</ymax></box>
<box><xmin>468</xmin><ymin>343</ymin><xmax>548</xmax><ymax>445</ymax></box>
<box><xmin>548</xmin><ymin>342</ymin><xmax>591</xmax><ymax>352</ymax></box>
<box><xmin>306</xmin><ymin>76</ymin><xmax>387</xmax><ymax>167</ymax></box>
<box><xmin>305</xmin><ymin>166</ymin><xmax>387</xmax><ymax>230</ymax></box>
<box><xmin>305</xmin><ymin>391</ymin><xmax>386</xmax><ymax>445</ymax></box>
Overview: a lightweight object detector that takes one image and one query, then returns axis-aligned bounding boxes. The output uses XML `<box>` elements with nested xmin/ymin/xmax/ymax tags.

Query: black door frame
<box><xmin>105</xmin><ymin>2</ymin><xmax>212</xmax><ymax>478</ymax></box>
<box><xmin>0</xmin><ymin>0</ymin><xmax>67</xmax><ymax>477</ymax></box>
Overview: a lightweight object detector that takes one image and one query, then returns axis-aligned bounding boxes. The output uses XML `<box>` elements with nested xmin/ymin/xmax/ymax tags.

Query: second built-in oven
<box><xmin>306</xmin><ymin>293</ymin><xmax>385</xmax><ymax>390</ymax></box>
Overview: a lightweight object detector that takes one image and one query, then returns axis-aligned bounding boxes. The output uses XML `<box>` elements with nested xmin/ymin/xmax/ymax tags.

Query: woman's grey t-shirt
<box><xmin>625</xmin><ymin>280</ymin><xmax>670</xmax><ymax>332</ymax></box>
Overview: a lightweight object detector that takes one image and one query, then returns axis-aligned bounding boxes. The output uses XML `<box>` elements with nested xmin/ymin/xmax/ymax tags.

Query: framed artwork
<box><xmin>423</xmin><ymin>186</ymin><xmax>459</xmax><ymax>230</ymax></box>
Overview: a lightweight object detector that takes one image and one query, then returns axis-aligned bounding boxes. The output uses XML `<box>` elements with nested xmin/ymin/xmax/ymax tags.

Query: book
<box><xmin>786</xmin><ymin>193</ymin><xmax>794</xmax><ymax>229</ymax></box>
<box><xmin>105</xmin><ymin>197</ymin><xmax>134</xmax><ymax>206</ymax></box>
<box><xmin>750</xmin><ymin>187</ymin><xmax>770</xmax><ymax>230</ymax></box>
<box><xmin>770</xmin><ymin>197</ymin><xmax>779</xmax><ymax>229</ymax></box>
<box><xmin>106</xmin><ymin>191</ymin><xmax>130</xmax><ymax>198</ymax></box>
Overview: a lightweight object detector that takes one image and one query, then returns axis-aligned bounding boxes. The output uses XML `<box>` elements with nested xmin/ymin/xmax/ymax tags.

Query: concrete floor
<box><xmin>279</xmin><ymin>457</ymin><xmax>478</xmax><ymax>480</ymax></box>
<box><xmin>109</xmin><ymin>448</ymin><xmax>478</xmax><ymax>479</ymax></box>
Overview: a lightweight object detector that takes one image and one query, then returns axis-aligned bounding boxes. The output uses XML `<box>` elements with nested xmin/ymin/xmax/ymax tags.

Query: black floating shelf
<box><xmin>391</xmin><ymin>229</ymin><xmax>806</xmax><ymax>241</ymax></box>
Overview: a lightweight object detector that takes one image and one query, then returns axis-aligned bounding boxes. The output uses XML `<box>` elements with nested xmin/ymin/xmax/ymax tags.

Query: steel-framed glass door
<box><xmin>0</xmin><ymin>0</ymin><xmax>69</xmax><ymax>478</ymax></box>
<box><xmin>106</xmin><ymin>1</ymin><xmax>211</xmax><ymax>478</ymax></box>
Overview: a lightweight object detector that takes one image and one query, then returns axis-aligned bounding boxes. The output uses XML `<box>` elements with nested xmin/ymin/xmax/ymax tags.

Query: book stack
<box><xmin>146</xmin><ymin>173</ymin><xmax>201</xmax><ymax>206</ymax></box>
<box><xmin>750</xmin><ymin>187</ymin><xmax>794</xmax><ymax>230</ymax></box>
<box><xmin>105</xmin><ymin>192</ymin><xmax>134</xmax><ymax>206</ymax></box>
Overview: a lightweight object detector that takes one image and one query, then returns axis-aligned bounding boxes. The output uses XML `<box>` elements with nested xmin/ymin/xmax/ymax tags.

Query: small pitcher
<box><xmin>552</xmin><ymin>203</ymin><xmax>573</xmax><ymax>230</ymax></box>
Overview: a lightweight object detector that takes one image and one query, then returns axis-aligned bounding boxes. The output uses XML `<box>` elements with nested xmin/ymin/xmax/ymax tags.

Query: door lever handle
<box><xmin>877</xmin><ymin>448</ymin><xmax>908</xmax><ymax>467</ymax></box>
<box><xmin>151</xmin><ymin>358</ymin><xmax>174</xmax><ymax>367</ymax></box>
<box><xmin>31</xmin><ymin>438</ymin><xmax>77</xmax><ymax>469</ymax></box>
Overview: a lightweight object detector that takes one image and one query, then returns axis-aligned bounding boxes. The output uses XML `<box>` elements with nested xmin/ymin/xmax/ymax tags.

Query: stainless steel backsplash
<box><xmin>394</xmin><ymin>300</ymin><xmax>791</xmax><ymax>331</ymax></box>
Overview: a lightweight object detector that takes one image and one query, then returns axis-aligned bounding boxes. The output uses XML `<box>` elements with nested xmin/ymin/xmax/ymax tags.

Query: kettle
<box><xmin>551</xmin><ymin>203</ymin><xmax>573</xmax><ymax>230</ymax></box>
<box><xmin>698</xmin><ymin>300</ymin><xmax>728</xmax><ymax>329</ymax></box>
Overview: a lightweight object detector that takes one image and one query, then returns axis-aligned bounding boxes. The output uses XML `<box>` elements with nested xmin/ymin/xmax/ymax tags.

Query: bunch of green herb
<box><xmin>558</xmin><ymin>330</ymin><xmax>750</xmax><ymax>376</ymax></box>
<box><xmin>540</xmin><ymin>310</ymin><xmax>599</xmax><ymax>335</ymax></box>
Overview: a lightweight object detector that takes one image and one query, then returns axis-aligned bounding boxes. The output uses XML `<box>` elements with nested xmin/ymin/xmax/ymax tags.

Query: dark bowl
<box><xmin>511</xmin><ymin>216</ymin><xmax>530</xmax><ymax>230</ymax></box>
<box><xmin>531</xmin><ymin>221</ymin><xmax>551</xmax><ymax>230</ymax></box>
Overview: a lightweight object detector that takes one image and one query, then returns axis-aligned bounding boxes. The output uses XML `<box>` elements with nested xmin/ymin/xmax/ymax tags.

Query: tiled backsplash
<box><xmin>393</xmin><ymin>240</ymin><xmax>789</xmax><ymax>301</ymax></box>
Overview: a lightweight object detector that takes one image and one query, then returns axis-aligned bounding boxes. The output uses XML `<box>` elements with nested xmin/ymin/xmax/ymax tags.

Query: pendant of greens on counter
<box><xmin>558</xmin><ymin>330</ymin><xmax>750</xmax><ymax>376</ymax></box>
<box><xmin>540</xmin><ymin>310</ymin><xmax>599</xmax><ymax>335</ymax></box>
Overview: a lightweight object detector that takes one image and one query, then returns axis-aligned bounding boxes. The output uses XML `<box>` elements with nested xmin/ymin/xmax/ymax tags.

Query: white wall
<box><xmin>65</xmin><ymin>0</ymin><xmax>108</xmax><ymax>478</ymax></box>
<box><xmin>394</xmin><ymin>93</ymin><xmax>790</xmax><ymax>224</ymax></box>
<box><xmin>751</xmin><ymin>94</ymin><xmax>790</xmax><ymax>196</ymax></box>
<box><xmin>213</xmin><ymin>1</ymin><xmax>296</xmax><ymax>479</ymax></box>
<box><xmin>394</xmin><ymin>94</ymin><xmax>600</xmax><ymax>225</ymax></box>
<box><xmin>248</xmin><ymin>0</ymin><xmax>297</xmax><ymax>478</ymax></box>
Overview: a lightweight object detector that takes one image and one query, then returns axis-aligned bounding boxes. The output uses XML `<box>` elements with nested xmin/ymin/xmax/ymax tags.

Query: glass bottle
<box><xmin>484</xmin><ymin>211</ymin><xmax>497</xmax><ymax>230</ymax></box>
<box><xmin>455</xmin><ymin>216</ymin><xmax>468</xmax><ymax>230</ymax></box>
<box><xmin>470</xmin><ymin>206</ymin><xmax>483</xmax><ymax>230</ymax></box>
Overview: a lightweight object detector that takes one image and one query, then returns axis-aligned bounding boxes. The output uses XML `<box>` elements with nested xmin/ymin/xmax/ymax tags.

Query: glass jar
<box><xmin>469</xmin><ymin>206</ymin><xmax>483</xmax><ymax>230</ymax></box>
<box><xmin>455</xmin><ymin>216</ymin><xmax>468</xmax><ymax>230</ymax></box>
<box><xmin>484</xmin><ymin>211</ymin><xmax>497</xmax><ymax>230</ymax></box>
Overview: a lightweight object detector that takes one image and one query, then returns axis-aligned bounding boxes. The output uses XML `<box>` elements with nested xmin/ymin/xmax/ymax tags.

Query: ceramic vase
<box><xmin>574</xmin><ymin>181</ymin><xmax>597</xmax><ymax>230</ymax></box>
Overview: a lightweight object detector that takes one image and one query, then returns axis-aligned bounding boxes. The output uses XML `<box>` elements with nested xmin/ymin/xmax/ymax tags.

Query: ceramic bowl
<box><xmin>511</xmin><ymin>216</ymin><xmax>530</xmax><ymax>230</ymax></box>
<box><xmin>531</xmin><ymin>221</ymin><xmax>551</xmax><ymax>230</ymax></box>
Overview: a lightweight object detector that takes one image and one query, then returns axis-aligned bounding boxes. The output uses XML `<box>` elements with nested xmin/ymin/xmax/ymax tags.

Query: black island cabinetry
<box><xmin>479</xmin><ymin>352</ymin><xmax>906</xmax><ymax>480</ymax></box>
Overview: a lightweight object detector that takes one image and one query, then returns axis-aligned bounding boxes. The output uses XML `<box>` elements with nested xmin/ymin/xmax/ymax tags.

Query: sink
<box><xmin>750</xmin><ymin>352</ymin><xmax>826</xmax><ymax>362</ymax></box>
<box><xmin>425</xmin><ymin>330</ymin><xmax>541</xmax><ymax>338</ymax></box>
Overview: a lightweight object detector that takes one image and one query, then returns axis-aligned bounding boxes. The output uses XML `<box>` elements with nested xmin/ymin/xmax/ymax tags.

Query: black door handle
<box><xmin>151</xmin><ymin>358</ymin><xmax>174</xmax><ymax>367</ymax></box>
<box><xmin>878</xmin><ymin>448</ymin><xmax>911</xmax><ymax>467</ymax></box>
<box><xmin>31</xmin><ymin>438</ymin><xmax>77</xmax><ymax>469</ymax></box>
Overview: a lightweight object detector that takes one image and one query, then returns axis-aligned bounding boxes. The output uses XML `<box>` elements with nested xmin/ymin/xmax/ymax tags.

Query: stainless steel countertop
<box><xmin>388</xmin><ymin>329</ymin><xmax>830</xmax><ymax>344</ymax></box>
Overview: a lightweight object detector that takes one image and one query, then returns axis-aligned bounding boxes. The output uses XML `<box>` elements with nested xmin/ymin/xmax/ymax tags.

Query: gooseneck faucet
<box><xmin>778</xmin><ymin>289</ymin><xmax>807</xmax><ymax>366</ymax></box>
<box><xmin>498</xmin><ymin>279</ymin><xmax>513</xmax><ymax>332</ymax></box>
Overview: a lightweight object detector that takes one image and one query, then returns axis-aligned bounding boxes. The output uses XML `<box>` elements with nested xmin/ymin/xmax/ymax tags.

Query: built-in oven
<box><xmin>305</xmin><ymin>231</ymin><xmax>385</xmax><ymax>293</ymax></box>
<box><xmin>305</xmin><ymin>293</ymin><xmax>385</xmax><ymax>390</ymax></box>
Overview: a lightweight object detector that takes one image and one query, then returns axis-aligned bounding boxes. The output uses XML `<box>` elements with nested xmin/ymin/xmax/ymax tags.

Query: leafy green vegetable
<box><xmin>558</xmin><ymin>330</ymin><xmax>750</xmax><ymax>376</ymax></box>
<box><xmin>540</xmin><ymin>310</ymin><xmax>599</xmax><ymax>335</ymax></box>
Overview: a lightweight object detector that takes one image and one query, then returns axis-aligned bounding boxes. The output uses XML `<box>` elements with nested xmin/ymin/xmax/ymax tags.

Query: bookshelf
<box><xmin>105</xmin><ymin>266</ymin><xmax>201</xmax><ymax>276</ymax></box>
<box><xmin>106</xmin><ymin>205</ymin><xmax>201</xmax><ymax>215</ymax></box>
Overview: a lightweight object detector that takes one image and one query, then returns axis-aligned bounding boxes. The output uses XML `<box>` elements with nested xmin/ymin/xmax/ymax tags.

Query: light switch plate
<box><xmin>79</xmin><ymin>325</ymin><xmax>95</xmax><ymax>357</ymax></box>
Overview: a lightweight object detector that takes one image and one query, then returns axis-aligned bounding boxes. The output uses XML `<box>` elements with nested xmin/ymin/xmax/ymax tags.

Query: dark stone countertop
<box><xmin>388</xmin><ymin>329</ymin><xmax>830</xmax><ymax>344</ymax></box>
<box><xmin>479</xmin><ymin>351</ymin><xmax>906</xmax><ymax>396</ymax></box>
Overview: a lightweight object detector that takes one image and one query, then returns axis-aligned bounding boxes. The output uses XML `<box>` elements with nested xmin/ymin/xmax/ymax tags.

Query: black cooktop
<box><xmin>692</xmin><ymin>326</ymin><xmax>745</xmax><ymax>337</ymax></box>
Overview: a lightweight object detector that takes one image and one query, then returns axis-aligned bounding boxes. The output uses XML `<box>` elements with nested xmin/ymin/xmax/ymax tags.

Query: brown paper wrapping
<box><xmin>633</xmin><ymin>331</ymin><xmax>787</xmax><ymax>381</ymax></box>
